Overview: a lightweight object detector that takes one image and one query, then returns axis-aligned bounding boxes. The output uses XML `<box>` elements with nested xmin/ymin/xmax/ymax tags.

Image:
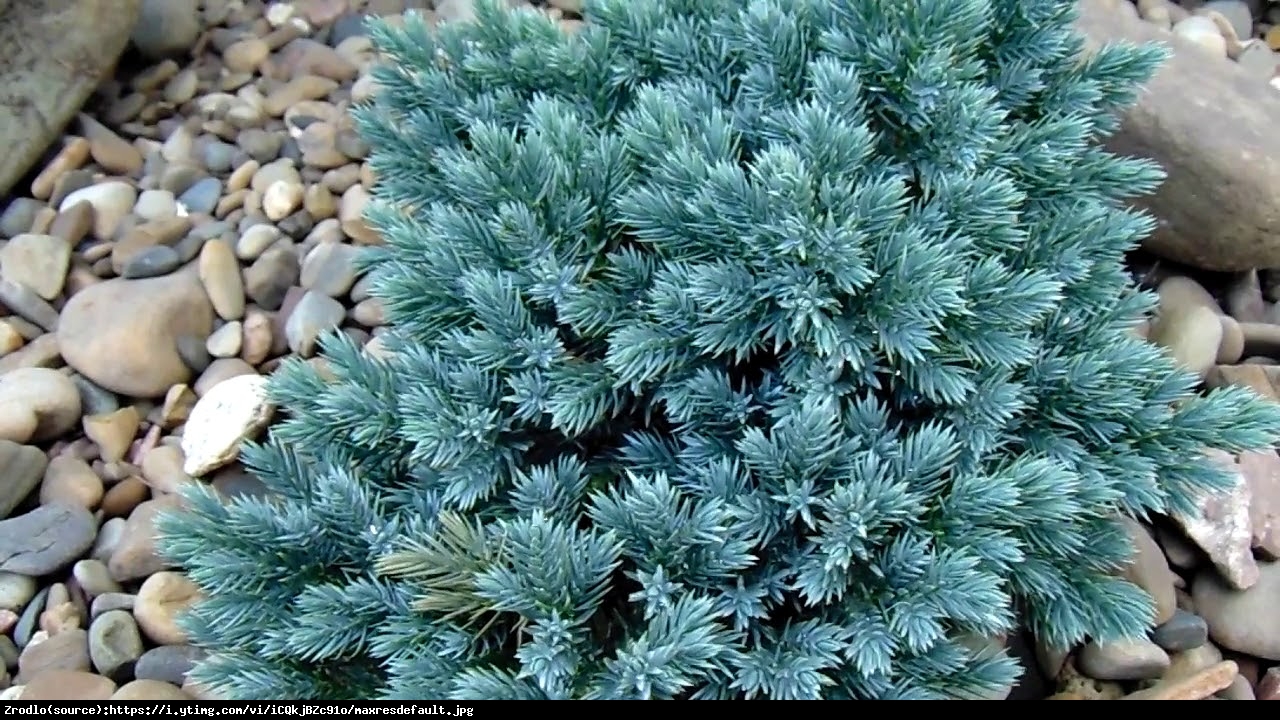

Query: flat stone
<box><xmin>134</xmin><ymin>644</ymin><xmax>205</xmax><ymax>687</ymax></box>
<box><xmin>0</xmin><ymin>504</ymin><xmax>97</xmax><ymax>576</ymax></box>
<box><xmin>1078</xmin><ymin>637</ymin><xmax>1170</xmax><ymax>681</ymax></box>
<box><xmin>1193</xmin><ymin>560</ymin><xmax>1280</xmax><ymax>660</ymax></box>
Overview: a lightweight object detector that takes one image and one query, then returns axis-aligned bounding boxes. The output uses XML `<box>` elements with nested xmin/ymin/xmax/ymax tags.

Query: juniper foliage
<box><xmin>158</xmin><ymin>0</ymin><xmax>1280</xmax><ymax>701</ymax></box>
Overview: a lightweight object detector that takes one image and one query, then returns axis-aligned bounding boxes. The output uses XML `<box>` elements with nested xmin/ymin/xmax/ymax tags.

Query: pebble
<box><xmin>0</xmin><ymin>234</ymin><xmax>71</xmax><ymax>300</ymax></box>
<box><xmin>0</xmin><ymin>440</ymin><xmax>49</xmax><ymax>519</ymax></box>
<box><xmin>0</xmin><ymin>368</ymin><xmax>82</xmax><ymax>444</ymax></box>
<box><xmin>285</xmin><ymin>290</ymin><xmax>345</xmax><ymax>356</ymax></box>
<box><xmin>1193</xmin><ymin>560</ymin><xmax>1280</xmax><ymax>660</ymax></box>
<box><xmin>132</xmin><ymin>0</ymin><xmax>202</xmax><ymax>60</ymax></box>
<box><xmin>0</xmin><ymin>505</ymin><xmax>97</xmax><ymax>576</ymax></box>
<box><xmin>1152</xmin><ymin>609</ymin><xmax>1210</xmax><ymax>652</ymax></box>
<box><xmin>58</xmin><ymin>182</ymin><xmax>136</xmax><ymax>241</ymax></box>
<box><xmin>121</xmin><ymin>246</ymin><xmax>182</xmax><ymax>279</ymax></box>
<box><xmin>1077</xmin><ymin>637</ymin><xmax>1170</xmax><ymax>681</ymax></box>
<box><xmin>88</xmin><ymin>610</ymin><xmax>144</xmax><ymax>680</ymax></box>
<box><xmin>180</xmin><ymin>374</ymin><xmax>273</xmax><ymax>476</ymax></box>
<box><xmin>58</xmin><ymin>267</ymin><xmax>215</xmax><ymax>398</ymax></box>
<box><xmin>133</xmin><ymin>572</ymin><xmax>199</xmax><ymax>646</ymax></box>
<box><xmin>0</xmin><ymin>574</ymin><xmax>37</xmax><ymax>613</ymax></box>
<box><xmin>1174</xmin><ymin>449</ymin><xmax>1260</xmax><ymax>590</ymax></box>
<box><xmin>19</xmin><ymin>669</ymin><xmax>115</xmax><ymax>700</ymax></box>
<box><xmin>134</xmin><ymin>644</ymin><xmax>205</xmax><ymax>686</ymax></box>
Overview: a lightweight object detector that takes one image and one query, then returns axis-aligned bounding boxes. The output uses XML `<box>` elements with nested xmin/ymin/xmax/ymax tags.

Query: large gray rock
<box><xmin>0</xmin><ymin>0</ymin><xmax>142</xmax><ymax>196</ymax></box>
<box><xmin>1076</xmin><ymin>0</ymin><xmax>1280</xmax><ymax>271</ymax></box>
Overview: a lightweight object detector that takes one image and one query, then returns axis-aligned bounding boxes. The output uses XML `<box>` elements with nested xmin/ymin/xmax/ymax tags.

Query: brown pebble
<box><xmin>100</xmin><ymin>477</ymin><xmax>150</xmax><ymax>519</ymax></box>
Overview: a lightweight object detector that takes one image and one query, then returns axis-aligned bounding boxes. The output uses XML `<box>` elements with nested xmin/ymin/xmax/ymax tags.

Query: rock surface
<box><xmin>0</xmin><ymin>0</ymin><xmax>143</xmax><ymax>196</ymax></box>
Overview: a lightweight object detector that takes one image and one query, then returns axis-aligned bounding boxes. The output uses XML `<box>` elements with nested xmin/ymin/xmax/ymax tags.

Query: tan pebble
<box><xmin>100</xmin><ymin>477</ymin><xmax>150</xmax><ymax>519</ymax></box>
<box><xmin>240</xmin><ymin>308</ymin><xmax>274</xmax><ymax>365</ymax></box>
<box><xmin>112</xmin><ymin>679</ymin><xmax>192</xmax><ymax>701</ymax></box>
<box><xmin>82</xmin><ymin>406</ymin><xmax>141</xmax><ymax>464</ymax></box>
<box><xmin>133</xmin><ymin>572</ymin><xmax>200</xmax><ymax>645</ymax></box>
<box><xmin>0</xmin><ymin>403</ymin><xmax>38</xmax><ymax>444</ymax></box>
<box><xmin>198</xmin><ymin>240</ymin><xmax>246</xmax><ymax>321</ymax></box>
<box><xmin>107</xmin><ymin>496</ymin><xmax>181</xmax><ymax>583</ymax></box>
<box><xmin>111</xmin><ymin>216</ymin><xmax>191</xmax><ymax>275</ymax></box>
<box><xmin>39</xmin><ymin>601</ymin><xmax>81</xmax><ymax>636</ymax></box>
<box><xmin>72</xmin><ymin>559</ymin><xmax>121</xmax><ymax>599</ymax></box>
<box><xmin>339</xmin><ymin>184</ymin><xmax>378</xmax><ymax>244</ymax></box>
<box><xmin>57</xmin><ymin>266</ymin><xmax>215</xmax><ymax>398</ymax></box>
<box><xmin>223</xmin><ymin>37</ymin><xmax>271</xmax><ymax>74</ymax></box>
<box><xmin>304</xmin><ymin>183</ymin><xmax>337</xmax><ymax>218</ymax></box>
<box><xmin>226</xmin><ymin>159</ymin><xmax>260</xmax><ymax>192</ymax></box>
<box><xmin>1124</xmin><ymin>660</ymin><xmax>1238</xmax><ymax>700</ymax></box>
<box><xmin>0</xmin><ymin>321</ymin><xmax>27</xmax><ymax>357</ymax></box>
<box><xmin>19</xmin><ymin>669</ymin><xmax>115</xmax><ymax>700</ymax></box>
<box><xmin>40</xmin><ymin>455</ymin><xmax>104</xmax><ymax>510</ymax></box>
<box><xmin>206</xmin><ymin>321</ymin><xmax>244</xmax><ymax>358</ymax></box>
<box><xmin>215</xmin><ymin>189</ymin><xmax>248</xmax><ymax>218</ymax></box>
<box><xmin>1217</xmin><ymin>315</ymin><xmax>1245</xmax><ymax>364</ymax></box>
<box><xmin>31</xmin><ymin>138</ymin><xmax>91</xmax><ymax>201</ymax></box>
<box><xmin>352</xmin><ymin>298</ymin><xmax>385</xmax><ymax>327</ymax></box>
<box><xmin>1172</xmin><ymin>15</ymin><xmax>1229</xmax><ymax>57</ymax></box>
<box><xmin>0</xmin><ymin>334</ymin><xmax>62</xmax><ymax>376</ymax></box>
<box><xmin>48</xmin><ymin>201</ymin><xmax>95</xmax><ymax>246</ymax></box>
<box><xmin>181</xmin><ymin>374</ymin><xmax>273</xmax><ymax>476</ymax></box>
<box><xmin>0</xmin><ymin>368</ymin><xmax>81</xmax><ymax>441</ymax></box>
<box><xmin>58</xmin><ymin>181</ymin><xmax>138</xmax><ymax>242</ymax></box>
<box><xmin>140</xmin><ymin>445</ymin><xmax>195</xmax><ymax>495</ymax></box>
<box><xmin>236</xmin><ymin>223</ymin><xmax>282</xmax><ymax>261</ymax></box>
<box><xmin>0</xmin><ymin>234</ymin><xmax>72</xmax><ymax>300</ymax></box>
<box><xmin>1149</xmin><ymin>304</ymin><xmax>1223</xmax><ymax>378</ymax></box>
<box><xmin>263</xmin><ymin>180</ymin><xmax>304</xmax><ymax>221</ymax></box>
<box><xmin>17</xmin><ymin>627</ymin><xmax>90</xmax><ymax>678</ymax></box>
<box><xmin>194</xmin><ymin>358</ymin><xmax>258</xmax><ymax>397</ymax></box>
<box><xmin>78</xmin><ymin>114</ymin><xmax>143</xmax><ymax>176</ymax></box>
<box><xmin>0</xmin><ymin>609</ymin><xmax>17</xmax><ymax>634</ymax></box>
<box><xmin>264</xmin><ymin>76</ymin><xmax>338</xmax><ymax>117</ymax></box>
<box><xmin>159</xmin><ymin>385</ymin><xmax>198</xmax><ymax>429</ymax></box>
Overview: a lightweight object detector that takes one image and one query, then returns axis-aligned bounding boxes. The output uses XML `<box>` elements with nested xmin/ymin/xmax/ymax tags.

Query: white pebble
<box><xmin>1172</xmin><ymin>16</ymin><xmax>1228</xmax><ymax>58</ymax></box>
<box><xmin>266</xmin><ymin>2</ymin><xmax>294</xmax><ymax>27</ymax></box>
<box><xmin>180</xmin><ymin>374</ymin><xmax>274</xmax><ymax>476</ymax></box>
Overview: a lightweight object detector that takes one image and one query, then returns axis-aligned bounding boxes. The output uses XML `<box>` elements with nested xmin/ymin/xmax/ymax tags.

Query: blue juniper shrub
<box><xmin>158</xmin><ymin>0</ymin><xmax>1280</xmax><ymax>700</ymax></box>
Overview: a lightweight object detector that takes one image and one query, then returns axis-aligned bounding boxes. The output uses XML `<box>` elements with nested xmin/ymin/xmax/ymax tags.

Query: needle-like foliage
<box><xmin>158</xmin><ymin>0</ymin><xmax>1280</xmax><ymax>700</ymax></box>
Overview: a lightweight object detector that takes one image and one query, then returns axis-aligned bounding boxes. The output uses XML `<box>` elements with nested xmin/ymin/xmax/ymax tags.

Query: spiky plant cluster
<box><xmin>159</xmin><ymin>0</ymin><xmax>1280</xmax><ymax>701</ymax></box>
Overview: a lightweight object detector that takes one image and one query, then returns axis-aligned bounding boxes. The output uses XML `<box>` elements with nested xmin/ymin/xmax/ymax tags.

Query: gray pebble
<box><xmin>1152</xmin><ymin>608</ymin><xmax>1209</xmax><ymax>652</ymax></box>
<box><xmin>13</xmin><ymin>586</ymin><xmax>48</xmax><ymax>648</ymax></box>
<box><xmin>89</xmin><ymin>592</ymin><xmax>135</xmax><ymax>621</ymax></box>
<box><xmin>0</xmin><ymin>279</ymin><xmax>60</xmax><ymax>331</ymax></box>
<box><xmin>178</xmin><ymin>177</ymin><xmax>223</xmax><ymax>215</ymax></box>
<box><xmin>0</xmin><ymin>199</ymin><xmax>43</xmax><ymax>238</ymax></box>
<box><xmin>121</xmin><ymin>245</ymin><xmax>182</xmax><ymax>278</ymax></box>
<box><xmin>176</xmin><ymin>334</ymin><xmax>211</xmax><ymax>374</ymax></box>
<box><xmin>0</xmin><ymin>504</ymin><xmax>97</xmax><ymax>576</ymax></box>
<box><xmin>89</xmin><ymin>610</ymin><xmax>144</xmax><ymax>681</ymax></box>
<box><xmin>71</xmin><ymin>374</ymin><xmax>120</xmax><ymax>416</ymax></box>
<box><xmin>135</xmin><ymin>644</ymin><xmax>207</xmax><ymax>686</ymax></box>
<box><xmin>200</xmin><ymin>142</ymin><xmax>239</xmax><ymax>174</ymax></box>
<box><xmin>238</xmin><ymin>129</ymin><xmax>282</xmax><ymax>163</ymax></box>
<box><xmin>0</xmin><ymin>635</ymin><xmax>17</xmax><ymax>670</ymax></box>
<box><xmin>285</xmin><ymin>290</ymin><xmax>346</xmax><ymax>357</ymax></box>
<box><xmin>1077</xmin><ymin>637</ymin><xmax>1170</xmax><ymax>681</ymax></box>
<box><xmin>329</xmin><ymin>13</ymin><xmax>368</xmax><ymax>46</ymax></box>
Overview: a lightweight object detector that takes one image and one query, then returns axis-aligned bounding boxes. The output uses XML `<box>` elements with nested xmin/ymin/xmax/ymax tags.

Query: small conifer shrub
<box><xmin>159</xmin><ymin>0</ymin><xmax>1280</xmax><ymax>701</ymax></box>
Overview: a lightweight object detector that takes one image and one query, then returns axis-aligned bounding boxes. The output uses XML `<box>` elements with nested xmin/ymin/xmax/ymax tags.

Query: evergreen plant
<box><xmin>159</xmin><ymin>0</ymin><xmax>1280</xmax><ymax>700</ymax></box>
